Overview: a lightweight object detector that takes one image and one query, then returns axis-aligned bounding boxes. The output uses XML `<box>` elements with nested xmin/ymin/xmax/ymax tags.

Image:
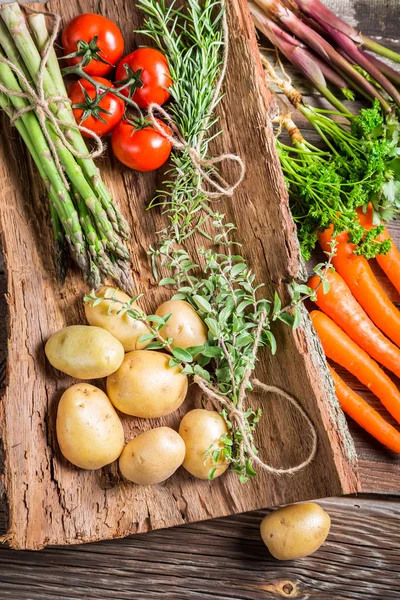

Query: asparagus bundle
<box><xmin>0</xmin><ymin>3</ymin><xmax>133</xmax><ymax>292</ymax></box>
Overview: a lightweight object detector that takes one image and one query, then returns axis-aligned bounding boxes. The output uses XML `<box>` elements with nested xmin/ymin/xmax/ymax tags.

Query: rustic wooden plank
<box><xmin>0</xmin><ymin>495</ymin><xmax>399</xmax><ymax>599</ymax></box>
<box><xmin>0</xmin><ymin>0</ymin><xmax>359</xmax><ymax>550</ymax></box>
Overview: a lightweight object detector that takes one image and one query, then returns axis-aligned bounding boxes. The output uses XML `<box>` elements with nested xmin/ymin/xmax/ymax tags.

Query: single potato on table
<box><xmin>119</xmin><ymin>427</ymin><xmax>186</xmax><ymax>485</ymax></box>
<box><xmin>45</xmin><ymin>325</ymin><xmax>124</xmax><ymax>379</ymax></box>
<box><xmin>179</xmin><ymin>409</ymin><xmax>229</xmax><ymax>480</ymax></box>
<box><xmin>85</xmin><ymin>286</ymin><xmax>149</xmax><ymax>352</ymax></box>
<box><xmin>56</xmin><ymin>383</ymin><xmax>124</xmax><ymax>470</ymax></box>
<box><xmin>260</xmin><ymin>502</ymin><xmax>331</xmax><ymax>560</ymax></box>
<box><xmin>155</xmin><ymin>299</ymin><xmax>208</xmax><ymax>350</ymax></box>
<box><xmin>106</xmin><ymin>350</ymin><xmax>188</xmax><ymax>417</ymax></box>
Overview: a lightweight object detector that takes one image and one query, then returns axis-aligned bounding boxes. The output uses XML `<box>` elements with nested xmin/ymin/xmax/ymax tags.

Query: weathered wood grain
<box><xmin>0</xmin><ymin>0</ymin><xmax>360</xmax><ymax>550</ymax></box>
<box><xmin>0</xmin><ymin>495</ymin><xmax>399</xmax><ymax>599</ymax></box>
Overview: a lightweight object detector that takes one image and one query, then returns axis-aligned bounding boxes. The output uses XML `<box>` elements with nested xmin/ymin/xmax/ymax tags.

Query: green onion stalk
<box><xmin>0</xmin><ymin>3</ymin><xmax>133</xmax><ymax>291</ymax></box>
<box><xmin>250</xmin><ymin>2</ymin><xmax>354</xmax><ymax>115</ymax></box>
<box><xmin>251</xmin><ymin>0</ymin><xmax>395</xmax><ymax>113</ymax></box>
<box><xmin>293</xmin><ymin>0</ymin><xmax>400</xmax><ymax>65</ymax></box>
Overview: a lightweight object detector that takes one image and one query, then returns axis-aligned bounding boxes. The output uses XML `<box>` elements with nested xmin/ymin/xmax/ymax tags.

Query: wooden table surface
<box><xmin>1</xmin><ymin>0</ymin><xmax>400</xmax><ymax>598</ymax></box>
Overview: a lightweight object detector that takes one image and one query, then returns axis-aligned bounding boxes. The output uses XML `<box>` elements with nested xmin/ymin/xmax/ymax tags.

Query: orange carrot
<box><xmin>329</xmin><ymin>366</ymin><xmax>400</xmax><ymax>454</ymax></box>
<box><xmin>308</xmin><ymin>270</ymin><xmax>400</xmax><ymax>379</ymax></box>
<box><xmin>310</xmin><ymin>310</ymin><xmax>400</xmax><ymax>425</ymax></box>
<box><xmin>357</xmin><ymin>204</ymin><xmax>400</xmax><ymax>295</ymax></box>
<box><xmin>318</xmin><ymin>226</ymin><xmax>400</xmax><ymax>348</ymax></box>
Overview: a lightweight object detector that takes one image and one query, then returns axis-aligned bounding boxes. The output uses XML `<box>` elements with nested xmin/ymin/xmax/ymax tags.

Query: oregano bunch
<box><xmin>130</xmin><ymin>0</ymin><xmax>338</xmax><ymax>481</ymax></box>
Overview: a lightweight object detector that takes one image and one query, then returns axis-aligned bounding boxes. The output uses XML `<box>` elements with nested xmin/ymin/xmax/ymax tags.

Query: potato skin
<box><xmin>179</xmin><ymin>409</ymin><xmax>229</xmax><ymax>480</ymax></box>
<box><xmin>85</xmin><ymin>286</ymin><xmax>148</xmax><ymax>352</ymax></box>
<box><xmin>106</xmin><ymin>350</ymin><xmax>188</xmax><ymax>417</ymax></box>
<box><xmin>156</xmin><ymin>300</ymin><xmax>207</xmax><ymax>350</ymax></box>
<box><xmin>119</xmin><ymin>427</ymin><xmax>186</xmax><ymax>485</ymax></box>
<box><xmin>260</xmin><ymin>503</ymin><xmax>331</xmax><ymax>560</ymax></box>
<box><xmin>56</xmin><ymin>383</ymin><xmax>124</xmax><ymax>470</ymax></box>
<box><xmin>45</xmin><ymin>325</ymin><xmax>124</xmax><ymax>379</ymax></box>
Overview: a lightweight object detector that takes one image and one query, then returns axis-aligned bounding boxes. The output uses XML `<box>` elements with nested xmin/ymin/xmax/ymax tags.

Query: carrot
<box><xmin>310</xmin><ymin>310</ymin><xmax>400</xmax><ymax>425</ymax></box>
<box><xmin>308</xmin><ymin>270</ymin><xmax>400</xmax><ymax>379</ymax></box>
<box><xmin>357</xmin><ymin>204</ymin><xmax>400</xmax><ymax>295</ymax></box>
<box><xmin>318</xmin><ymin>226</ymin><xmax>400</xmax><ymax>348</ymax></box>
<box><xmin>329</xmin><ymin>366</ymin><xmax>400</xmax><ymax>454</ymax></box>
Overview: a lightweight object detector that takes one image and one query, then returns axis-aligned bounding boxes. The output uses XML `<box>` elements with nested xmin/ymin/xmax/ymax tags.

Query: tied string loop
<box><xmin>147</xmin><ymin>7</ymin><xmax>245</xmax><ymax>200</ymax></box>
<box><xmin>147</xmin><ymin>103</ymin><xmax>245</xmax><ymax>199</ymax></box>
<box><xmin>193</xmin><ymin>311</ymin><xmax>318</xmax><ymax>476</ymax></box>
<box><xmin>0</xmin><ymin>8</ymin><xmax>104</xmax><ymax>190</ymax></box>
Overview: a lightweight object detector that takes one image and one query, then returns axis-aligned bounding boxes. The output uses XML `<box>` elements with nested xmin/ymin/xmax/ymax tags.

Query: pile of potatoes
<box><xmin>45</xmin><ymin>287</ymin><xmax>229</xmax><ymax>485</ymax></box>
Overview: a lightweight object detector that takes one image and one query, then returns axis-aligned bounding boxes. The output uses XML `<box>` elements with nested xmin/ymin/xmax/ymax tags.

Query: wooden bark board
<box><xmin>0</xmin><ymin>0</ymin><xmax>359</xmax><ymax>550</ymax></box>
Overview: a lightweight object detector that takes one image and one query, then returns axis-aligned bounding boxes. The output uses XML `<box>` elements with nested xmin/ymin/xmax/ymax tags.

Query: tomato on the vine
<box><xmin>111</xmin><ymin>119</ymin><xmax>172</xmax><ymax>171</ymax></box>
<box><xmin>69</xmin><ymin>77</ymin><xmax>125</xmax><ymax>138</ymax></box>
<box><xmin>62</xmin><ymin>14</ymin><xmax>124</xmax><ymax>76</ymax></box>
<box><xmin>115</xmin><ymin>48</ymin><xmax>171</xmax><ymax>108</ymax></box>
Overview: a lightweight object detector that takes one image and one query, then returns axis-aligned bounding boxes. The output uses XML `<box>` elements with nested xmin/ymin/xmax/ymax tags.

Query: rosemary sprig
<box><xmin>138</xmin><ymin>0</ymin><xmax>225</xmax><ymax>242</ymax></box>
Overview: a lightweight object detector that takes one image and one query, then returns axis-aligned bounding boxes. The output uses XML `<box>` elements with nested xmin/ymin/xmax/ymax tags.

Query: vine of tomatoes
<box><xmin>62</xmin><ymin>14</ymin><xmax>172</xmax><ymax>172</ymax></box>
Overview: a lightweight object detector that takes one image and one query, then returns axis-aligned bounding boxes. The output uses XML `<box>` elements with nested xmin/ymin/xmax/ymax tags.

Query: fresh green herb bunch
<box><xmin>138</xmin><ymin>0</ymin><xmax>225</xmax><ymax>242</ymax></box>
<box><xmin>85</xmin><ymin>235</ymin><xmax>336</xmax><ymax>482</ymax></box>
<box><xmin>275</xmin><ymin>105</ymin><xmax>396</xmax><ymax>260</ymax></box>
<box><xmin>300</xmin><ymin>102</ymin><xmax>400</xmax><ymax>222</ymax></box>
<box><xmin>351</xmin><ymin>104</ymin><xmax>400</xmax><ymax>222</ymax></box>
<box><xmin>276</xmin><ymin>139</ymin><xmax>362</xmax><ymax>260</ymax></box>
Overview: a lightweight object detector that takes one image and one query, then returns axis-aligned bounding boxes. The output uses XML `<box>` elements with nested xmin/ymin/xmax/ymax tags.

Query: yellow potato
<box><xmin>85</xmin><ymin>286</ymin><xmax>148</xmax><ymax>352</ymax></box>
<box><xmin>45</xmin><ymin>325</ymin><xmax>124</xmax><ymax>379</ymax></box>
<box><xmin>156</xmin><ymin>300</ymin><xmax>208</xmax><ymax>350</ymax></box>
<box><xmin>56</xmin><ymin>383</ymin><xmax>124</xmax><ymax>470</ymax></box>
<box><xmin>179</xmin><ymin>409</ymin><xmax>229</xmax><ymax>480</ymax></box>
<box><xmin>106</xmin><ymin>350</ymin><xmax>188</xmax><ymax>417</ymax></box>
<box><xmin>260</xmin><ymin>503</ymin><xmax>331</xmax><ymax>560</ymax></box>
<box><xmin>119</xmin><ymin>427</ymin><xmax>186</xmax><ymax>485</ymax></box>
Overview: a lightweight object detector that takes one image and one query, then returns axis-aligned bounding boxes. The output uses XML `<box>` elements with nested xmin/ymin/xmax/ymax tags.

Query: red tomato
<box><xmin>62</xmin><ymin>14</ymin><xmax>124</xmax><ymax>76</ymax></box>
<box><xmin>69</xmin><ymin>77</ymin><xmax>125</xmax><ymax>137</ymax></box>
<box><xmin>115</xmin><ymin>48</ymin><xmax>171</xmax><ymax>108</ymax></box>
<box><xmin>111</xmin><ymin>119</ymin><xmax>172</xmax><ymax>171</ymax></box>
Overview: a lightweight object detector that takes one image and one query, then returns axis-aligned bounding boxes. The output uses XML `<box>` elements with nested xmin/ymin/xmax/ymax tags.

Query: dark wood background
<box><xmin>1</xmin><ymin>0</ymin><xmax>400</xmax><ymax>597</ymax></box>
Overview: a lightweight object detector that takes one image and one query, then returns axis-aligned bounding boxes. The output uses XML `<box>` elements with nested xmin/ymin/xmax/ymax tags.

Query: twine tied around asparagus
<box><xmin>0</xmin><ymin>8</ymin><xmax>104</xmax><ymax>190</ymax></box>
<box><xmin>147</xmin><ymin>7</ymin><xmax>246</xmax><ymax>199</ymax></box>
<box><xmin>194</xmin><ymin>311</ymin><xmax>318</xmax><ymax>476</ymax></box>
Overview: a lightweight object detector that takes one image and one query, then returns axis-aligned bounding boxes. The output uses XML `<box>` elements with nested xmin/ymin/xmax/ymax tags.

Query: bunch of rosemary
<box><xmin>138</xmin><ymin>0</ymin><xmax>225</xmax><ymax>242</ymax></box>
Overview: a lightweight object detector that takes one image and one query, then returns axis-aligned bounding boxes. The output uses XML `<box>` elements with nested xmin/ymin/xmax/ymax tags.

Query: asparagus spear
<box><xmin>0</xmin><ymin>49</ymin><xmax>89</xmax><ymax>273</ymax></box>
<box><xmin>3</xmin><ymin>3</ymin><xmax>130</xmax><ymax>241</ymax></box>
<box><xmin>28</xmin><ymin>13</ymin><xmax>129</xmax><ymax>240</ymax></box>
<box><xmin>0</xmin><ymin>90</ymin><xmax>69</xmax><ymax>280</ymax></box>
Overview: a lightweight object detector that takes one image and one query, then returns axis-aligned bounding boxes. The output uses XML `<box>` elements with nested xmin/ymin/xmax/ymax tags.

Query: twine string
<box><xmin>194</xmin><ymin>311</ymin><xmax>318</xmax><ymax>476</ymax></box>
<box><xmin>194</xmin><ymin>375</ymin><xmax>318</xmax><ymax>476</ymax></box>
<box><xmin>147</xmin><ymin>5</ymin><xmax>246</xmax><ymax>199</ymax></box>
<box><xmin>0</xmin><ymin>7</ymin><xmax>104</xmax><ymax>189</ymax></box>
